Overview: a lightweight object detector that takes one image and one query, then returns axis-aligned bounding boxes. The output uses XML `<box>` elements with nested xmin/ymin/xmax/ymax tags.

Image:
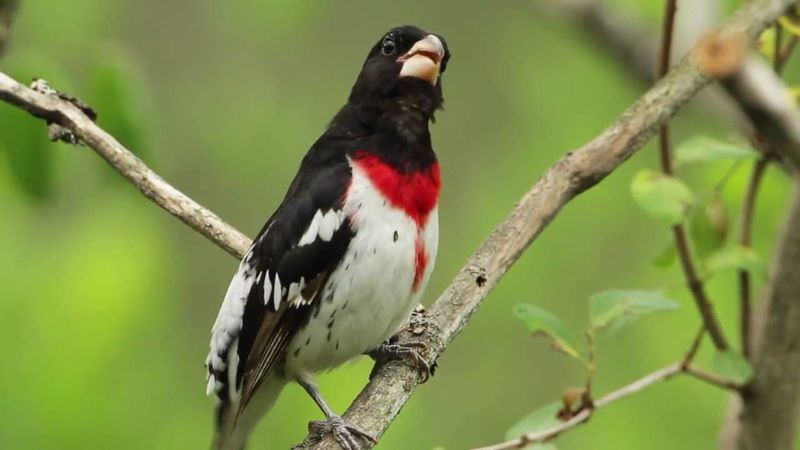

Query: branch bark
<box><xmin>720</xmin><ymin>55</ymin><xmax>800</xmax><ymax>172</ymax></box>
<box><xmin>0</xmin><ymin>73</ymin><xmax>252</xmax><ymax>259</ymax></box>
<box><xmin>721</xmin><ymin>185</ymin><xmax>800</xmax><ymax>450</ymax></box>
<box><xmin>0</xmin><ymin>0</ymin><xmax>792</xmax><ymax>447</ymax></box>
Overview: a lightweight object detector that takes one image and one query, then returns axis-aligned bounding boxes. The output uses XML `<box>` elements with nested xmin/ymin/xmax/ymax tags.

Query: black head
<box><xmin>348</xmin><ymin>25</ymin><xmax>450</xmax><ymax>118</ymax></box>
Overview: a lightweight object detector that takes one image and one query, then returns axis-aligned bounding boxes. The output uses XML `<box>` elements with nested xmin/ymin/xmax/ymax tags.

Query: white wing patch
<box><xmin>273</xmin><ymin>274</ymin><xmax>282</xmax><ymax>309</ymax></box>
<box><xmin>206</xmin><ymin>253</ymin><xmax>257</xmax><ymax>395</ymax></box>
<box><xmin>298</xmin><ymin>209</ymin><xmax>345</xmax><ymax>246</ymax></box>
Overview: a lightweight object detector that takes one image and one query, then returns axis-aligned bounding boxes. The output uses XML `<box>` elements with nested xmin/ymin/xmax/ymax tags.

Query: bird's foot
<box><xmin>307</xmin><ymin>415</ymin><xmax>377</xmax><ymax>450</ymax></box>
<box><xmin>369</xmin><ymin>341</ymin><xmax>435</xmax><ymax>382</ymax></box>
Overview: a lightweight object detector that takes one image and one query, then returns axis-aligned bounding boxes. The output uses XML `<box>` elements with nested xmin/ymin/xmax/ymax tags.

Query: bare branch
<box><xmin>719</xmin><ymin>56</ymin><xmax>800</xmax><ymax>172</ymax></box>
<box><xmin>471</xmin><ymin>363</ymin><xmax>683</xmax><ymax>450</ymax></box>
<box><xmin>722</xmin><ymin>185</ymin><xmax>800</xmax><ymax>450</ymax></box>
<box><xmin>656</xmin><ymin>0</ymin><xmax>729</xmax><ymax>351</ymax></box>
<box><xmin>0</xmin><ymin>72</ymin><xmax>252</xmax><ymax>259</ymax></box>
<box><xmin>737</xmin><ymin>157</ymin><xmax>769</xmax><ymax>359</ymax></box>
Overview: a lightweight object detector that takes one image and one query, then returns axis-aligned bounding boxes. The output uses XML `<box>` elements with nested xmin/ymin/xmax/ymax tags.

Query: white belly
<box><xmin>284</xmin><ymin>164</ymin><xmax>438</xmax><ymax>374</ymax></box>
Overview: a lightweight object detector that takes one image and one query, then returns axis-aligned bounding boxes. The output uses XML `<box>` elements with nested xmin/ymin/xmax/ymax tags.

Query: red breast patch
<box><xmin>351</xmin><ymin>151</ymin><xmax>440</xmax><ymax>227</ymax></box>
<box><xmin>352</xmin><ymin>151</ymin><xmax>440</xmax><ymax>291</ymax></box>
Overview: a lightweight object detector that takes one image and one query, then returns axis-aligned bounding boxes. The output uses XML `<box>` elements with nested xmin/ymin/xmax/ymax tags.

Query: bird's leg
<box><xmin>368</xmin><ymin>339</ymin><xmax>435</xmax><ymax>382</ymax></box>
<box><xmin>296</xmin><ymin>373</ymin><xmax>377</xmax><ymax>450</ymax></box>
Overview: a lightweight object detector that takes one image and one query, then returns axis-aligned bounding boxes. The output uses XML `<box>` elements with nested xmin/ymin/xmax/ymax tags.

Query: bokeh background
<box><xmin>0</xmin><ymin>1</ymin><xmax>796</xmax><ymax>449</ymax></box>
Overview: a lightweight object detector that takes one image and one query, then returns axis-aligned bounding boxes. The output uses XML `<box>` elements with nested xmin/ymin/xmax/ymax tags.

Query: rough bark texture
<box><xmin>721</xmin><ymin>57</ymin><xmax>800</xmax><ymax>172</ymax></box>
<box><xmin>723</xmin><ymin>186</ymin><xmax>800</xmax><ymax>450</ymax></box>
<box><xmin>0</xmin><ymin>72</ymin><xmax>252</xmax><ymax>259</ymax></box>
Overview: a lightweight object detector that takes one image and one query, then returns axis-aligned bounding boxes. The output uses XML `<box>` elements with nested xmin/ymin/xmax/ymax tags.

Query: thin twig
<box><xmin>738</xmin><ymin>157</ymin><xmax>769</xmax><ymax>359</ymax></box>
<box><xmin>474</xmin><ymin>336</ymin><xmax>741</xmax><ymax>450</ymax></box>
<box><xmin>657</xmin><ymin>0</ymin><xmax>729</xmax><ymax>350</ymax></box>
<box><xmin>776</xmin><ymin>35</ymin><xmax>799</xmax><ymax>74</ymax></box>
<box><xmin>658</xmin><ymin>0</ymin><xmax>678</xmax><ymax>175</ymax></box>
<box><xmin>471</xmin><ymin>363</ymin><xmax>684</xmax><ymax>450</ymax></box>
<box><xmin>682</xmin><ymin>326</ymin><xmax>706</xmax><ymax>367</ymax></box>
<box><xmin>773</xmin><ymin>23</ymin><xmax>783</xmax><ymax>73</ymax></box>
<box><xmin>684</xmin><ymin>366</ymin><xmax>743</xmax><ymax>391</ymax></box>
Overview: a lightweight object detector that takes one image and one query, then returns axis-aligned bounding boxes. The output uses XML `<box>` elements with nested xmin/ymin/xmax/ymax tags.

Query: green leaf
<box><xmin>713</xmin><ymin>350</ymin><xmax>753</xmax><ymax>384</ymax></box>
<box><xmin>651</xmin><ymin>242</ymin><xmax>677</xmax><ymax>268</ymax></box>
<box><xmin>631</xmin><ymin>169</ymin><xmax>694</xmax><ymax>224</ymax></box>
<box><xmin>707</xmin><ymin>246</ymin><xmax>767</xmax><ymax>280</ymax></box>
<box><xmin>513</xmin><ymin>304</ymin><xmax>581</xmax><ymax>359</ymax></box>
<box><xmin>525</xmin><ymin>445</ymin><xmax>557</xmax><ymax>450</ymax></box>
<box><xmin>674</xmin><ymin>136</ymin><xmax>758</xmax><ymax>167</ymax></box>
<box><xmin>505</xmin><ymin>401</ymin><xmax>562</xmax><ymax>440</ymax></box>
<box><xmin>690</xmin><ymin>194</ymin><xmax>729</xmax><ymax>259</ymax></box>
<box><xmin>589</xmin><ymin>289</ymin><xmax>680</xmax><ymax>333</ymax></box>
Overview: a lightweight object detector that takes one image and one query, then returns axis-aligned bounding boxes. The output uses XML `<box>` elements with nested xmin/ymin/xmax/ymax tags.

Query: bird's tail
<box><xmin>212</xmin><ymin>375</ymin><xmax>287</xmax><ymax>450</ymax></box>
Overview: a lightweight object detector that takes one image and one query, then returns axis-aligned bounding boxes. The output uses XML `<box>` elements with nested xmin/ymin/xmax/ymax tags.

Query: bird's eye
<box><xmin>381</xmin><ymin>36</ymin><xmax>396</xmax><ymax>55</ymax></box>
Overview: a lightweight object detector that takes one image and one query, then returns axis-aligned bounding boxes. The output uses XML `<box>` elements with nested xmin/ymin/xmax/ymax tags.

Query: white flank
<box><xmin>284</xmin><ymin>158</ymin><xmax>439</xmax><ymax>374</ymax></box>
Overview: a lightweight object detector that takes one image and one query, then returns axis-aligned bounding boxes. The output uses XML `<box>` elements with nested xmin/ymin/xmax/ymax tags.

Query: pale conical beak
<box><xmin>397</xmin><ymin>35</ymin><xmax>445</xmax><ymax>85</ymax></box>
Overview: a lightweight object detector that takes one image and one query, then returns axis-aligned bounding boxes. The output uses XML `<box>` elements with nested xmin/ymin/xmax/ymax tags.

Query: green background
<box><xmin>0</xmin><ymin>1</ymin><xmax>795</xmax><ymax>449</ymax></box>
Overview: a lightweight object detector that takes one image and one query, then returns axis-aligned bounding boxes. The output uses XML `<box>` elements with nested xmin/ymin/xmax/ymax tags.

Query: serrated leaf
<box><xmin>690</xmin><ymin>194</ymin><xmax>729</xmax><ymax>259</ymax></box>
<box><xmin>589</xmin><ymin>289</ymin><xmax>679</xmax><ymax>333</ymax></box>
<box><xmin>513</xmin><ymin>304</ymin><xmax>581</xmax><ymax>359</ymax></box>
<box><xmin>706</xmin><ymin>246</ymin><xmax>767</xmax><ymax>280</ymax></box>
<box><xmin>505</xmin><ymin>401</ymin><xmax>562</xmax><ymax>441</ymax></box>
<box><xmin>713</xmin><ymin>350</ymin><xmax>753</xmax><ymax>384</ymax></box>
<box><xmin>631</xmin><ymin>169</ymin><xmax>694</xmax><ymax>224</ymax></box>
<box><xmin>674</xmin><ymin>136</ymin><xmax>758</xmax><ymax>167</ymax></box>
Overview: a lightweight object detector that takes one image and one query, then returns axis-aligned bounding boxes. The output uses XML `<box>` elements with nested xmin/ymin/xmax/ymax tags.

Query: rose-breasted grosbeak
<box><xmin>205</xmin><ymin>25</ymin><xmax>450</xmax><ymax>450</ymax></box>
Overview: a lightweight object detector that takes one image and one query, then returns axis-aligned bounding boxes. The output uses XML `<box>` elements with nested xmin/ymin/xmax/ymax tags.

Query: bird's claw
<box><xmin>370</xmin><ymin>341</ymin><xmax>435</xmax><ymax>383</ymax></box>
<box><xmin>308</xmin><ymin>415</ymin><xmax>377</xmax><ymax>450</ymax></box>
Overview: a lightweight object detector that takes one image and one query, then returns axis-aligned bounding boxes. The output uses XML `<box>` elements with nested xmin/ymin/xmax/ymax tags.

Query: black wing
<box><xmin>206</xmin><ymin>154</ymin><xmax>352</xmax><ymax>417</ymax></box>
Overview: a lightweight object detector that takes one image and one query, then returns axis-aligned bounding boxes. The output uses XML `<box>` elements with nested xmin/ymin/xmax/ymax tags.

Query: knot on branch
<box><xmin>30</xmin><ymin>78</ymin><xmax>97</xmax><ymax>145</ymax></box>
<box><xmin>692</xmin><ymin>30</ymin><xmax>747</xmax><ymax>79</ymax></box>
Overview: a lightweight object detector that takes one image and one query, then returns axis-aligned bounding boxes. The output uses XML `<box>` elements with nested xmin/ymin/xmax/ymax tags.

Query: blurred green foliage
<box><xmin>1</xmin><ymin>1</ymin><xmax>798</xmax><ymax>449</ymax></box>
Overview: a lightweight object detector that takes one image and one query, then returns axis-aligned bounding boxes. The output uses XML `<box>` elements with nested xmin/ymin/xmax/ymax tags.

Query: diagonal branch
<box><xmin>0</xmin><ymin>72</ymin><xmax>252</xmax><ymax>259</ymax></box>
<box><xmin>0</xmin><ymin>0</ymin><xmax>791</xmax><ymax>447</ymax></box>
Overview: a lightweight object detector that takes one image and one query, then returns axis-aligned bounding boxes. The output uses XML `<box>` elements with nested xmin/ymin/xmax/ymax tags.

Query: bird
<box><xmin>205</xmin><ymin>25</ymin><xmax>450</xmax><ymax>450</ymax></box>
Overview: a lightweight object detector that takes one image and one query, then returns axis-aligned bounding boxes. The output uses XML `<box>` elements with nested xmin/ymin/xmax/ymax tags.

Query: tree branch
<box><xmin>737</xmin><ymin>157</ymin><xmax>768</xmax><ymax>359</ymax></box>
<box><xmin>0</xmin><ymin>0</ymin><xmax>791</xmax><ymax>447</ymax></box>
<box><xmin>657</xmin><ymin>0</ymin><xmax>729</xmax><ymax>351</ymax></box>
<box><xmin>722</xmin><ymin>185</ymin><xmax>800</xmax><ymax>450</ymax></box>
<box><xmin>472</xmin><ymin>359</ymin><xmax>743</xmax><ymax>450</ymax></box>
<box><xmin>0</xmin><ymin>73</ymin><xmax>252</xmax><ymax>259</ymax></box>
<box><xmin>472</xmin><ymin>363</ymin><xmax>685</xmax><ymax>450</ymax></box>
<box><xmin>718</xmin><ymin>55</ymin><xmax>800</xmax><ymax>172</ymax></box>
